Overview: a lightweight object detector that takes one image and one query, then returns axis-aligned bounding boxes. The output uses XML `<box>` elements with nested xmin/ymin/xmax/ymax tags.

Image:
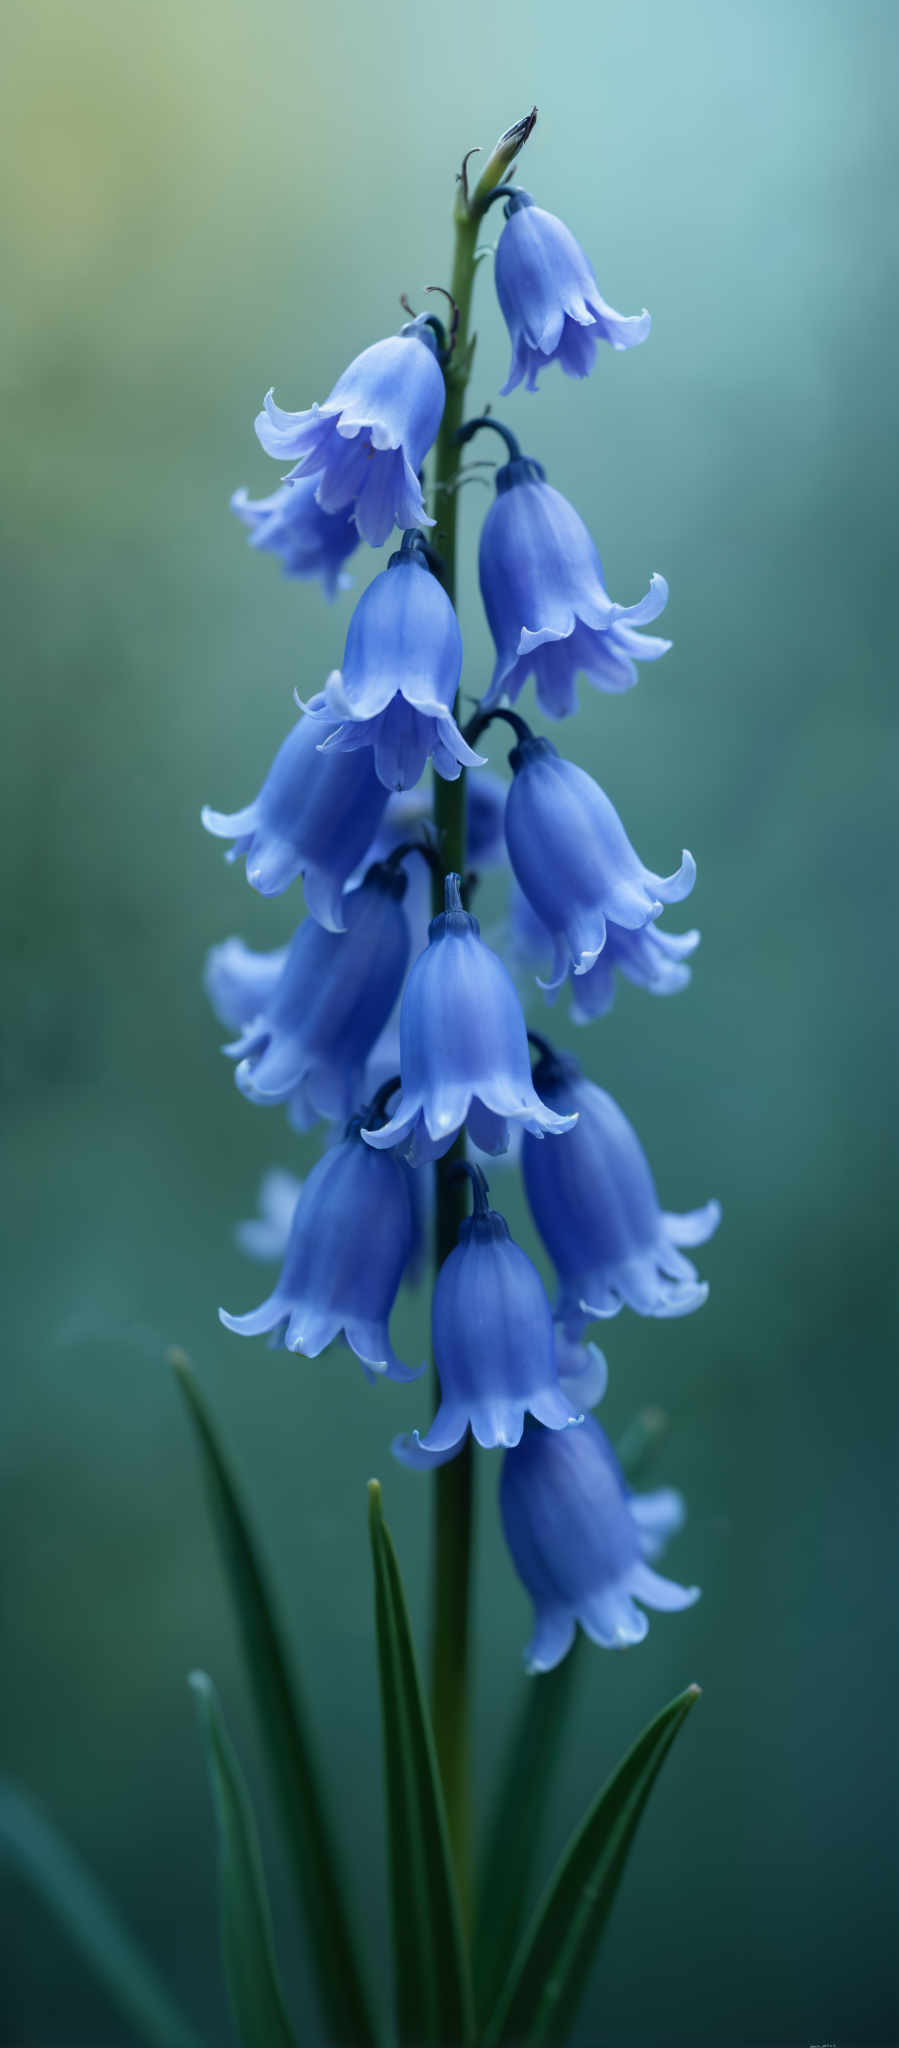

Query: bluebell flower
<box><xmin>568</xmin><ymin>921</ymin><xmax>700</xmax><ymax>1021</ymax></box>
<box><xmin>220</xmin><ymin>1128</ymin><xmax>420</xmax><ymax>1381</ymax></box>
<box><xmin>500</xmin><ymin>1415</ymin><xmax>699</xmax><ymax>1671</ymax></box>
<box><xmin>494</xmin><ymin>192</ymin><xmax>651</xmax><ymax>394</ymax></box>
<box><xmin>394</xmin><ymin>1168</ymin><xmax>582</xmax><ymax>1461</ymax></box>
<box><xmin>522</xmin><ymin>1046</ymin><xmax>720</xmax><ymax>1324</ymax></box>
<box><xmin>231</xmin><ymin>476</ymin><xmax>358</xmax><ymax>597</ymax></box>
<box><xmin>235</xmin><ymin>1168</ymin><xmax>303</xmax><ymax>1262</ymax></box>
<box><xmin>225</xmin><ymin>864</ymin><xmax>410</xmax><ymax>1129</ymax></box>
<box><xmin>254</xmin><ymin>316</ymin><xmax>444</xmax><ymax>548</ymax></box>
<box><xmin>202</xmin><ymin>712</ymin><xmax>390</xmax><ymax>928</ymax></box>
<box><xmin>363</xmin><ymin>876</ymin><xmax>577</xmax><ymax>1165</ymax></box>
<box><xmin>552</xmin><ymin>1329</ymin><xmax>609</xmax><ymax>1409</ymax></box>
<box><xmin>305</xmin><ymin>540</ymin><xmax>483</xmax><ymax>792</ymax></box>
<box><xmin>507</xmin><ymin>882</ymin><xmax>699</xmax><ymax>1021</ymax></box>
<box><xmin>504</xmin><ymin>731</ymin><xmax>695</xmax><ymax>988</ymax></box>
<box><xmin>204</xmin><ymin>936</ymin><xmax>289</xmax><ymax>1032</ymax></box>
<box><xmin>479</xmin><ymin>458</ymin><xmax>669</xmax><ymax>718</ymax></box>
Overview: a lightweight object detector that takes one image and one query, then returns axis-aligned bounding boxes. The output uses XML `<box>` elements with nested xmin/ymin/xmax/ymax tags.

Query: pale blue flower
<box><xmin>231</xmin><ymin>476</ymin><xmax>358</xmax><ymax>596</ymax></box>
<box><xmin>363</xmin><ymin>876</ymin><xmax>576</xmax><ymax>1165</ymax></box>
<box><xmin>220</xmin><ymin>1129</ymin><xmax>420</xmax><ymax>1381</ymax></box>
<box><xmin>202</xmin><ymin>712</ymin><xmax>389</xmax><ymax>929</ymax></box>
<box><xmin>494</xmin><ymin>192</ymin><xmax>650</xmax><ymax>394</ymax></box>
<box><xmin>255</xmin><ymin>317</ymin><xmax>444</xmax><ymax>548</ymax></box>
<box><xmin>522</xmin><ymin>1045</ymin><xmax>720</xmax><ymax>1325</ymax></box>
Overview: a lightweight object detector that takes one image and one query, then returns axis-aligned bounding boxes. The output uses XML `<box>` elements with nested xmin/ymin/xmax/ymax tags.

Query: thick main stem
<box><xmin>427</xmin><ymin>117</ymin><xmax>534</xmax><ymax>1928</ymax></box>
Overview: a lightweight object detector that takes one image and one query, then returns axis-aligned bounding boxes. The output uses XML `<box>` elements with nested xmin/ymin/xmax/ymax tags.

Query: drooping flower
<box><xmin>363</xmin><ymin>876</ymin><xmax>577</xmax><ymax>1165</ymax></box>
<box><xmin>220</xmin><ymin>1128</ymin><xmax>420</xmax><ymax>1381</ymax></box>
<box><xmin>503</xmin><ymin>730</ymin><xmax>695</xmax><ymax>988</ymax></box>
<box><xmin>201</xmin><ymin>712</ymin><xmax>390</xmax><ymax>928</ymax></box>
<box><xmin>231</xmin><ymin>476</ymin><xmax>358</xmax><ymax>597</ymax></box>
<box><xmin>500</xmin><ymin>1415</ymin><xmax>698</xmax><ymax>1671</ymax></box>
<box><xmin>254</xmin><ymin>316</ymin><xmax>445</xmax><ymax>548</ymax></box>
<box><xmin>522</xmin><ymin>1045</ymin><xmax>720</xmax><ymax>1325</ymax></box>
<box><xmin>304</xmin><ymin>537</ymin><xmax>483</xmax><ymax>792</ymax></box>
<box><xmin>225</xmin><ymin>863</ymin><xmax>410</xmax><ymax>1129</ymax></box>
<box><xmin>235</xmin><ymin>1168</ymin><xmax>303</xmax><ymax>1262</ymax></box>
<box><xmin>552</xmin><ymin>1329</ymin><xmax>609</xmax><ymax>1409</ymax></box>
<box><xmin>494</xmin><ymin>192</ymin><xmax>651</xmax><ymax>395</ymax></box>
<box><xmin>479</xmin><ymin>455</ymin><xmax>669</xmax><ymax>718</ymax></box>
<box><xmin>204</xmin><ymin>936</ymin><xmax>289</xmax><ymax>1032</ymax></box>
<box><xmin>394</xmin><ymin>1166</ymin><xmax>582</xmax><ymax>1461</ymax></box>
<box><xmin>568</xmin><ymin>921</ymin><xmax>700</xmax><ymax>1022</ymax></box>
<box><xmin>507</xmin><ymin>882</ymin><xmax>699</xmax><ymax>1021</ymax></box>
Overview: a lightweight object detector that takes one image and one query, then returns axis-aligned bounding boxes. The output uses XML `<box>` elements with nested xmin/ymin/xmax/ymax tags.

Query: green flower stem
<box><xmin>428</xmin><ymin>107</ymin><xmax>537</xmax><ymax>1928</ymax></box>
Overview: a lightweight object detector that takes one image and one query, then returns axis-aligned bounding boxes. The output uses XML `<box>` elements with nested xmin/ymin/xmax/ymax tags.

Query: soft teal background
<box><xmin>2</xmin><ymin>0</ymin><xmax>896</xmax><ymax>2042</ymax></box>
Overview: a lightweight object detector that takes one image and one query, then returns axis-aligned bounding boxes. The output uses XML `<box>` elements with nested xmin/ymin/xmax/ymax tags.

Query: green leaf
<box><xmin>173</xmin><ymin>1355</ymin><xmax>379</xmax><ymax>2048</ymax></box>
<box><xmin>0</xmin><ymin>1783</ymin><xmax>204</xmax><ymax>2048</ymax></box>
<box><xmin>482</xmin><ymin>1683</ymin><xmax>701</xmax><ymax>2048</ymax></box>
<box><xmin>474</xmin><ymin>1639</ymin><xmax>583</xmax><ymax>2019</ymax></box>
<box><xmin>190</xmin><ymin>1672</ymin><xmax>296</xmax><ymax>2048</ymax></box>
<box><xmin>367</xmin><ymin>1479</ymin><xmax>474</xmax><ymax>2048</ymax></box>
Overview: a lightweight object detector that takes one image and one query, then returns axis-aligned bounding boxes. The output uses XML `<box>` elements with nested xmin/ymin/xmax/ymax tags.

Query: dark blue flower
<box><xmin>305</xmin><ymin>543</ymin><xmax>483</xmax><ymax>793</ymax></box>
<box><xmin>231</xmin><ymin>476</ymin><xmax>359</xmax><ymax>597</ymax></box>
<box><xmin>394</xmin><ymin>1169</ymin><xmax>582</xmax><ymax>1460</ymax></box>
<box><xmin>500</xmin><ymin>1415</ymin><xmax>698</xmax><ymax>1671</ymax></box>
<box><xmin>224</xmin><ymin>864</ymin><xmax>410</xmax><ymax>1130</ymax></box>
<box><xmin>254</xmin><ymin>317</ymin><xmax>444</xmax><ymax>548</ymax></box>
<box><xmin>504</xmin><ymin>732</ymin><xmax>695</xmax><ymax>988</ymax></box>
<box><xmin>204</xmin><ymin>936</ymin><xmax>289</xmax><ymax>1032</ymax></box>
<box><xmin>479</xmin><ymin>460</ymin><xmax>669</xmax><ymax>718</ymax></box>
<box><xmin>494</xmin><ymin>192</ymin><xmax>650</xmax><ymax>395</ymax></box>
<box><xmin>202</xmin><ymin>712</ymin><xmax>390</xmax><ymax>927</ymax></box>
<box><xmin>466</xmin><ymin>768</ymin><xmax>509</xmax><ymax>868</ymax></box>
<box><xmin>522</xmin><ymin>1047</ymin><xmax>720</xmax><ymax>1324</ymax></box>
<box><xmin>363</xmin><ymin>876</ymin><xmax>576</xmax><ymax>1165</ymax></box>
<box><xmin>220</xmin><ymin>1128</ymin><xmax>420</xmax><ymax>1382</ymax></box>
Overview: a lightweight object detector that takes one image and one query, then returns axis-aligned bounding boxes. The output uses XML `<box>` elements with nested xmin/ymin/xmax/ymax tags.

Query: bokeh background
<box><xmin>2</xmin><ymin>0</ymin><xmax>896</xmax><ymax>2041</ymax></box>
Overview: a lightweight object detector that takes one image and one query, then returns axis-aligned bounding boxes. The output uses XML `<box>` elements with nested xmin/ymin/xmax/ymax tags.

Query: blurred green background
<box><xmin>2</xmin><ymin>0</ymin><xmax>896</xmax><ymax>2041</ymax></box>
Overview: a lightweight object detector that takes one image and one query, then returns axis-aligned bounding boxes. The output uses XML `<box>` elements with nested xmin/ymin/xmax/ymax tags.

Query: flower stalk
<box><xmin>427</xmin><ymin>107</ymin><xmax>537</xmax><ymax>1921</ymax></box>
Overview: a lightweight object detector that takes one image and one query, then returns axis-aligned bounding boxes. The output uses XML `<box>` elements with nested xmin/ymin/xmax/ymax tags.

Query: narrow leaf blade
<box><xmin>474</xmin><ymin>1640</ymin><xmax>582</xmax><ymax>2017</ymax></box>
<box><xmin>0</xmin><ymin>1784</ymin><xmax>204</xmax><ymax>2048</ymax></box>
<box><xmin>173</xmin><ymin>1356</ymin><xmax>378</xmax><ymax>2047</ymax></box>
<box><xmin>190</xmin><ymin>1672</ymin><xmax>296</xmax><ymax>2048</ymax></box>
<box><xmin>368</xmin><ymin>1479</ymin><xmax>474</xmax><ymax>2048</ymax></box>
<box><xmin>484</xmin><ymin>1683</ymin><xmax>701</xmax><ymax>2048</ymax></box>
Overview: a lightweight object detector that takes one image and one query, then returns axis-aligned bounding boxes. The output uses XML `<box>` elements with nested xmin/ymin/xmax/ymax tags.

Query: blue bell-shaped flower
<box><xmin>231</xmin><ymin>476</ymin><xmax>359</xmax><ymax>597</ymax></box>
<box><xmin>363</xmin><ymin>876</ymin><xmax>577</xmax><ymax>1165</ymax></box>
<box><xmin>394</xmin><ymin>1164</ymin><xmax>582</xmax><ymax>1460</ymax></box>
<box><xmin>478</xmin><ymin>450</ymin><xmax>669</xmax><ymax>719</ymax></box>
<box><xmin>568</xmin><ymin>921</ymin><xmax>700</xmax><ymax>1021</ymax></box>
<box><xmin>500</xmin><ymin>1414</ymin><xmax>698</xmax><ymax>1671</ymax></box>
<box><xmin>204</xmin><ymin>936</ymin><xmax>289</xmax><ymax>1032</ymax></box>
<box><xmin>305</xmin><ymin>536</ymin><xmax>484</xmax><ymax>792</ymax></box>
<box><xmin>255</xmin><ymin>316</ymin><xmax>445</xmax><ymax>548</ymax></box>
<box><xmin>220</xmin><ymin>1126</ymin><xmax>420</xmax><ymax>1381</ymax></box>
<box><xmin>202</xmin><ymin>711</ymin><xmax>390</xmax><ymax>928</ymax></box>
<box><xmin>494</xmin><ymin>191</ymin><xmax>651</xmax><ymax>394</ymax></box>
<box><xmin>225</xmin><ymin>863</ymin><xmax>410</xmax><ymax>1130</ymax></box>
<box><xmin>503</xmin><ymin>727</ymin><xmax>695</xmax><ymax>989</ymax></box>
<box><xmin>522</xmin><ymin>1044</ymin><xmax>720</xmax><ymax>1325</ymax></box>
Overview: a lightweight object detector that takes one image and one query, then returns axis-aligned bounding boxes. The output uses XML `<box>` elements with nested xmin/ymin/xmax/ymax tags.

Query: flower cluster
<box><xmin>203</xmin><ymin>126</ymin><xmax>717</xmax><ymax>1673</ymax></box>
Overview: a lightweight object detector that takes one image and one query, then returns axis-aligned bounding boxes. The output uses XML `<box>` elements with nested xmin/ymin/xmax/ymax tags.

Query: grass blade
<box><xmin>368</xmin><ymin>1479</ymin><xmax>474</xmax><ymax>2048</ymax></box>
<box><xmin>190</xmin><ymin>1672</ymin><xmax>296</xmax><ymax>2048</ymax></box>
<box><xmin>173</xmin><ymin>1354</ymin><xmax>379</xmax><ymax>2047</ymax></box>
<box><xmin>483</xmin><ymin>1683</ymin><xmax>701</xmax><ymax>2048</ymax></box>
<box><xmin>0</xmin><ymin>1783</ymin><xmax>204</xmax><ymax>2048</ymax></box>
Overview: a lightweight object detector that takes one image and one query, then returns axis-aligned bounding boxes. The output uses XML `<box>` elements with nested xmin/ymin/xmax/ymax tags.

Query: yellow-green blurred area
<box><xmin>2</xmin><ymin>0</ymin><xmax>896</xmax><ymax>2040</ymax></box>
